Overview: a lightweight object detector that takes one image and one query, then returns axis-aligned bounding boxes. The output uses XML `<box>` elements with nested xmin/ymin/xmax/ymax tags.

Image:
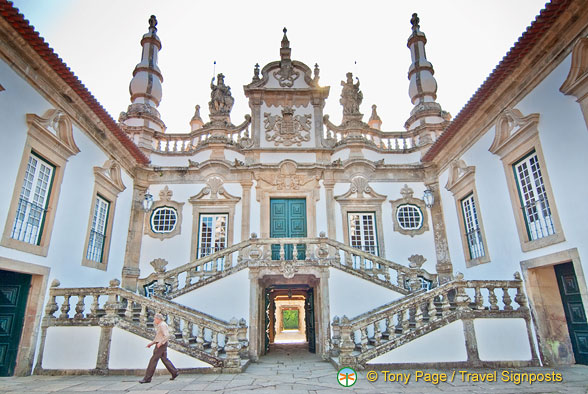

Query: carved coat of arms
<box><xmin>264</xmin><ymin>106</ymin><xmax>311</xmax><ymax>146</ymax></box>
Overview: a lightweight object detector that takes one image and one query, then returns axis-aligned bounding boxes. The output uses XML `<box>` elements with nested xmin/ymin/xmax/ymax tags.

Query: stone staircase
<box><xmin>330</xmin><ymin>272</ymin><xmax>537</xmax><ymax>368</ymax></box>
<box><xmin>137</xmin><ymin>234</ymin><xmax>437</xmax><ymax>299</ymax></box>
<box><xmin>42</xmin><ymin>280</ymin><xmax>248</xmax><ymax>372</ymax></box>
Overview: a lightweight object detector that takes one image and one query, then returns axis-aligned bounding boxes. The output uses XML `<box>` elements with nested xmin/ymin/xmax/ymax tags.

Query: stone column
<box><xmin>462</xmin><ymin>319</ymin><xmax>480</xmax><ymax>366</ymax></box>
<box><xmin>426</xmin><ymin>181</ymin><xmax>453</xmax><ymax>284</ymax></box>
<box><xmin>96</xmin><ymin>325</ymin><xmax>113</xmax><ymax>372</ymax></box>
<box><xmin>248</xmin><ymin>269</ymin><xmax>261</xmax><ymax>361</ymax></box>
<box><xmin>121</xmin><ymin>183</ymin><xmax>148</xmax><ymax>291</ymax></box>
<box><xmin>240</xmin><ymin>180</ymin><xmax>253</xmax><ymax>243</ymax></box>
<box><xmin>318</xmin><ymin>269</ymin><xmax>331</xmax><ymax>360</ymax></box>
<box><xmin>323</xmin><ymin>176</ymin><xmax>336</xmax><ymax>241</ymax></box>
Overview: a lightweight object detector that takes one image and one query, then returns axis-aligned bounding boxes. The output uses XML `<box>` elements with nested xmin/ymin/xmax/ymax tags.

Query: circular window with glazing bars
<box><xmin>396</xmin><ymin>204</ymin><xmax>423</xmax><ymax>230</ymax></box>
<box><xmin>150</xmin><ymin>206</ymin><xmax>177</xmax><ymax>233</ymax></box>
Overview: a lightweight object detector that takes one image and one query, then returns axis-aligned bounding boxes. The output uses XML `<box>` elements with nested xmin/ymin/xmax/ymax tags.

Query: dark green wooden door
<box><xmin>305</xmin><ymin>288</ymin><xmax>315</xmax><ymax>353</ymax></box>
<box><xmin>0</xmin><ymin>270</ymin><xmax>31</xmax><ymax>376</ymax></box>
<box><xmin>270</xmin><ymin>199</ymin><xmax>306</xmax><ymax>260</ymax></box>
<box><xmin>554</xmin><ymin>262</ymin><xmax>588</xmax><ymax>365</ymax></box>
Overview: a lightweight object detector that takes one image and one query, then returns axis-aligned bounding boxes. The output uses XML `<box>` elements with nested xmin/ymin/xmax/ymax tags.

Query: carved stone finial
<box><xmin>192</xmin><ymin>105</ymin><xmax>201</xmax><ymax>120</ymax></box>
<box><xmin>149</xmin><ymin>15</ymin><xmax>158</xmax><ymax>32</ymax></box>
<box><xmin>514</xmin><ymin>271</ymin><xmax>522</xmax><ymax>281</ymax></box>
<box><xmin>253</xmin><ymin>63</ymin><xmax>260</xmax><ymax>82</ymax></box>
<box><xmin>314</xmin><ymin>63</ymin><xmax>320</xmax><ymax>82</ymax></box>
<box><xmin>50</xmin><ymin>279</ymin><xmax>60</xmax><ymax>288</ymax></box>
<box><xmin>400</xmin><ymin>184</ymin><xmax>414</xmax><ymax>199</ymax></box>
<box><xmin>340</xmin><ymin>72</ymin><xmax>363</xmax><ymax>117</ymax></box>
<box><xmin>455</xmin><ymin>272</ymin><xmax>464</xmax><ymax>281</ymax></box>
<box><xmin>159</xmin><ymin>185</ymin><xmax>173</xmax><ymax>201</ymax></box>
<box><xmin>370</xmin><ymin>105</ymin><xmax>381</xmax><ymax>122</ymax></box>
<box><xmin>250</xmin><ymin>232</ymin><xmax>258</xmax><ymax>240</ymax></box>
<box><xmin>109</xmin><ymin>278</ymin><xmax>121</xmax><ymax>287</ymax></box>
<box><xmin>410</xmin><ymin>13</ymin><xmax>419</xmax><ymax>32</ymax></box>
<box><xmin>319</xmin><ymin>231</ymin><xmax>326</xmax><ymax>238</ymax></box>
<box><xmin>150</xmin><ymin>258</ymin><xmax>168</xmax><ymax>274</ymax></box>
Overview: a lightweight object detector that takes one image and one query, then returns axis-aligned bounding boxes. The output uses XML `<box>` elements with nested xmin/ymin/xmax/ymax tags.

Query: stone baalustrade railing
<box><xmin>42</xmin><ymin>279</ymin><xmax>248</xmax><ymax>371</ymax></box>
<box><xmin>323</xmin><ymin>115</ymin><xmax>419</xmax><ymax>152</ymax></box>
<box><xmin>330</xmin><ymin>272</ymin><xmax>537</xmax><ymax>368</ymax></box>
<box><xmin>137</xmin><ymin>234</ymin><xmax>438</xmax><ymax>299</ymax></box>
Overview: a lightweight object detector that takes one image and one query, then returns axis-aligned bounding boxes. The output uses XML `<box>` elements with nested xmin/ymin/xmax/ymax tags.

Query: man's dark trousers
<box><xmin>144</xmin><ymin>343</ymin><xmax>178</xmax><ymax>381</ymax></box>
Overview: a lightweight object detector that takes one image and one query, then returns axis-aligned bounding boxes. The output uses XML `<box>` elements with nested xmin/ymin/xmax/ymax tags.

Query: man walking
<box><xmin>139</xmin><ymin>313</ymin><xmax>179</xmax><ymax>383</ymax></box>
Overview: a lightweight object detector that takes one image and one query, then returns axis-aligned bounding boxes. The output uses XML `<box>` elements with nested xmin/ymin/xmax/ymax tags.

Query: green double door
<box><xmin>0</xmin><ymin>270</ymin><xmax>31</xmax><ymax>376</ymax></box>
<box><xmin>555</xmin><ymin>262</ymin><xmax>588</xmax><ymax>364</ymax></box>
<box><xmin>270</xmin><ymin>199</ymin><xmax>306</xmax><ymax>260</ymax></box>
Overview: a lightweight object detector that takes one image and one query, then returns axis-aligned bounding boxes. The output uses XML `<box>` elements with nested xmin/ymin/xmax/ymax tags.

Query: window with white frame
<box><xmin>11</xmin><ymin>153</ymin><xmax>55</xmax><ymax>245</ymax></box>
<box><xmin>513</xmin><ymin>151</ymin><xmax>555</xmax><ymax>241</ymax></box>
<box><xmin>461</xmin><ymin>193</ymin><xmax>485</xmax><ymax>260</ymax></box>
<box><xmin>348</xmin><ymin>213</ymin><xmax>378</xmax><ymax>256</ymax></box>
<box><xmin>198</xmin><ymin>214</ymin><xmax>227</xmax><ymax>270</ymax></box>
<box><xmin>86</xmin><ymin>195</ymin><xmax>110</xmax><ymax>263</ymax></box>
<box><xmin>150</xmin><ymin>206</ymin><xmax>177</xmax><ymax>233</ymax></box>
<box><xmin>396</xmin><ymin>204</ymin><xmax>423</xmax><ymax>231</ymax></box>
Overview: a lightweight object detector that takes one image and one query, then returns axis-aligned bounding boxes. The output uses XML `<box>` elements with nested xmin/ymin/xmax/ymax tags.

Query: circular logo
<box><xmin>337</xmin><ymin>367</ymin><xmax>357</xmax><ymax>387</ymax></box>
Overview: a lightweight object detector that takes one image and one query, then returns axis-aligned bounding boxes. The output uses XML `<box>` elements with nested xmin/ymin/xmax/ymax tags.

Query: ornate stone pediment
<box><xmin>190</xmin><ymin>176</ymin><xmax>240</xmax><ymax>203</ymax></box>
<box><xmin>489</xmin><ymin>108</ymin><xmax>539</xmax><ymax>157</ymax></box>
<box><xmin>93</xmin><ymin>159</ymin><xmax>126</xmax><ymax>195</ymax></box>
<box><xmin>255</xmin><ymin>161</ymin><xmax>320</xmax><ymax>192</ymax></box>
<box><xmin>264</xmin><ymin>106</ymin><xmax>311</xmax><ymax>146</ymax></box>
<box><xmin>445</xmin><ymin>159</ymin><xmax>475</xmax><ymax>193</ymax></box>
<box><xmin>560</xmin><ymin>37</ymin><xmax>588</xmax><ymax>100</ymax></box>
<box><xmin>334</xmin><ymin>176</ymin><xmax>386</xmax><ymax>203</ymax></box>
<box><xmin>26</xmin><ymin>109</ymin><xmax>80</xmax><ymax>160</ymax></box>
<box><xmin>389</xmin><ymin>184</ymin><xmax>429</xmax><ymax>237</ymax></box>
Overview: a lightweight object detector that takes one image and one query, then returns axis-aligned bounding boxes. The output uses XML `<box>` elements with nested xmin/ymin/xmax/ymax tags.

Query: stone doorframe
<box><xmin>248</xmin><ymin>267</ymin><xmax>330</xmax><ymax>361</ymax></box>
<box><xmin>0</xmin><ymin>257</ymin><xmax>50</xmax><ymax>376</ymax></box>
<box><xmin>520</xmin><ymin>248</ymin><xmax>588</xmax><ymax>365</ymax></box>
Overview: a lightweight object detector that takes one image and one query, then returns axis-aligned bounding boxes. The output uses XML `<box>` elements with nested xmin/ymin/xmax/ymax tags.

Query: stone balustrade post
<box><xmin>454</xmin><ymin>274</ymin><xmax>471</xmax><ymax>312</ymax></box>
<box><xmin>224</xmin><ymin>318</ymin><xmax>241</xmax><ymax>369</ymax></box>
<box><xmin>104</xmin><ymin>279</ymin><xmax>121</xmax><ymax>320</ymax></box>
<box><xmin>330</xmin><ymin>316</ymin><xmax>341</xmax><ymax>356</ymax></box>
<box><xmin>338</xmin><ymin>316</ymin><xmax>356</xmax><ymax>366</ymax></box>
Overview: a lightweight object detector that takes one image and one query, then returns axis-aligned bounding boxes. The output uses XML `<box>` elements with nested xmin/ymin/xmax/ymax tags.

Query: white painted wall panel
<box><xmin>109</xmin><ymin>327</ymin><xmax>211</xmax><ymax>369</ymax></box>
<box><xmin>474</xmin><ymin>318</ymin><xmax>532</xmax><ymax>361</ymax></box>
<box><xmin>42</xmin><ymin>327</ymin><xmax>100</xmax><ymax>369</ymax></box>
<box><xmin>368</xmin><ymin>320</ymin><xmax>467</xmax><ymax>363</ymax></box>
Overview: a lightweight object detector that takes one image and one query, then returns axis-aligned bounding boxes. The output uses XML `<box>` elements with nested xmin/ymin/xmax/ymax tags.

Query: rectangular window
<box><xmin>348</xmin><ymin>212</ymin><xmax>378</xmax><ymax>269</ymax></box>
<box><xmin>197</xmin><ymin>214</ymin><xmax>227</xmax><ymax>270</ymax></box>
<box><xmin>11</xmin><ymin>153</ymin><xmax>54</xmax><ymax>245</ymax></box>
<box><xmin>461</xmin><ymin>193</ymin><xmax>485</xmax><ymax>260</ymax></box>
<box><xmin>514</xmin><ymin>151</ymin><xmax>555</xmax><ymax>241</ymax></box>
<box><xmin>85</xmin><ymin>195</ymin><xmax>110</xmax><ymax>263</ymax></box>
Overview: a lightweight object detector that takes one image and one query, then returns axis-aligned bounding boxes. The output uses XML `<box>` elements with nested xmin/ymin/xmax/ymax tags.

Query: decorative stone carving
<box><xmin>408</xmin><ymin>254</ymin><xmax>426</xmax><ymax>269</ymax></box>
<box><xmin>209</xmin><ymin>73</ymin><xmax>235</xmax><ymax>116</ymax></box>
<box><xmin>445</xmin><ymin>159</ymin><xmax>475</xmax><ymax>192</ymax></box>
<box><xmin>150</xmin><ymin>258</ymin><xmax>168</xmax><ymax>274</ymax></box>
<box><xmin>264</xmin><ymin>106</ymin><xmax>311</xmax><ymax>146</ymax></box>
<box><xmin>280</xmin><ymin>260</ymin><xmax>298</xmax><ymax>279</ymax></box>
<box><xmin>489</xmin><ymin>108</ymin><xmax>540</xmax><ymax>157</ymax></box>
<box><xmin>340</xmin><ymin>72</ymin><xmax>363</xmax><ymax>117</ymax></box>
<box><xmin>26</xmin><ymin>109</ymin><xmax>80</xmax><ymax>159</ymax></box>
<box><xmin>144</xmin><ymin>186</ymin><xmax>184</xmax><ymax>240</ymax></box>
<box><xmin>93</xmin><ymin>160</ymin><xmax>126</xmax><ymax>195</ymax></box>
<box><xmin>335</xmin><ymin>176</ymin><xmax>386</xmax><ymax>202</ymax></box>
<box><xmin>390</xmin><ymin>185</ymin><xmax>429</xmax><ymax>237</ymax></box>
<box><xmin>256</xmin><ymin>161</ymin><xmax>319</xmax><ymax>191</ymax></box>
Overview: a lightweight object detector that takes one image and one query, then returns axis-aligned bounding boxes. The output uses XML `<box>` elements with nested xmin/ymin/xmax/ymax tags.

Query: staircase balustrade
<box><xmin>44</xmin><ymin>280</ymin><xmax>248</xmax><ymax>369</ymax></box>
<box><xmin>331</xmin><ymin>272</ymin><xmax>530</xmax><ymax>367</ymax></box>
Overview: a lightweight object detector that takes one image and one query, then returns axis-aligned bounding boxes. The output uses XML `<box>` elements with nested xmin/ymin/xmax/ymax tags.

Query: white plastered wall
<box><xmin>109</xmin><ymin>327</ymin><xmax>211</xmax><ymax>369</ymax></box>
<box><xmin>42</xmin><ymin>327</ymin><xmax>100</xmax><ymax>369</ymax></box>
<box><xmin>439</xmin><ymin>53</ymin><xmax>588</xmax><ymax>281</ymax></box>
<box><xmin>474</xmin><ymin>318</ymin><xmax>532</xmax><ymax>361</ymax></box>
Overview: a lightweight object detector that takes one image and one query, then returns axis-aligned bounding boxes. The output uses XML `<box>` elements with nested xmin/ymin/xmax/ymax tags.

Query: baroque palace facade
<box><xmin>1</xmin><ymin>0</ymin><xmax>588</xmax><ymax>377</ymax></box>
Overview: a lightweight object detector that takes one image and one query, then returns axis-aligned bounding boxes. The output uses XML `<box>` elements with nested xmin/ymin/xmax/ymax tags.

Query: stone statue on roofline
<box><xmin>209</xmin><ymin>73</ymin><xmax>234</xmax><ymax>116</ymax></box>
<box><xmin>340</xmin><ymin>72</ymin><xmax>363</xmax><ymax>116</ymax></box>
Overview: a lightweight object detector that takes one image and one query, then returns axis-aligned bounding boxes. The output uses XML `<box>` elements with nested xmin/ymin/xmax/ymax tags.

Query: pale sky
<box><xmin>11</xmin><ymin>1</ymin><xmax>548</xmax><ymax>134</ymax></box>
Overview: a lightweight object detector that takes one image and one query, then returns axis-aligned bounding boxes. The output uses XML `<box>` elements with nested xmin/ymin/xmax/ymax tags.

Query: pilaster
<box><xmin>121</xmin><ymin>183</ymin><xmax>148</xmax><ymax>291</ymax></box>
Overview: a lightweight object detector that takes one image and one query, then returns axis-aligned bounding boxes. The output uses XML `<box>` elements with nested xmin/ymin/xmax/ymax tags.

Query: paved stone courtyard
<box><xmin>2</xmin><ymin>344</ymin><xmax>588</xmax><ymax>393</ymax></box>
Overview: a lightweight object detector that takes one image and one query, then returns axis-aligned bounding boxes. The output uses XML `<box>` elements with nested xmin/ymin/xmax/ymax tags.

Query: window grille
<box><xmin>198</xmin><ymin>214</ymin><xmax>227</xmax><ymax>270</ymax></box>
<box><xmin>86</xmin><ymin>195</ymin><xmax>110</xmax><ymax>263</ymax></box>
<box><xmin>11</xmin><ymin>154</ymin><xmax>54</xmax><ymax>245</ymax></box>
<box><xmin>150</xmin><ymin>206</ymin><xmax>177</xmax><ymax>233</ymax></box>
<box><xmin>348</xmin><ymin>213</ymin><xmax>378</xmax><ymax>269</ymax></box>
<box><xmin>514</xmin><ymin>151</ymin><xmax>555</xmax><ymax>241</ymax></box>
<box><xmin>461</xmin><ymin>193</ymin><xmax>485</xmax><ymax>259</ymax></box>
<box><xmin>396</xmin><ymin>204</ymin><xmax>423</xmax><ymax>230</ymax></box>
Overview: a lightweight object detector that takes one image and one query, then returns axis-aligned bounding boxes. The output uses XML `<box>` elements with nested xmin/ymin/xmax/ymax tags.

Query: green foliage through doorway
<box><xmin>282</xmin><ymin>309</ymin><xmax>299</xmax><ymax>330</ymax></box>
